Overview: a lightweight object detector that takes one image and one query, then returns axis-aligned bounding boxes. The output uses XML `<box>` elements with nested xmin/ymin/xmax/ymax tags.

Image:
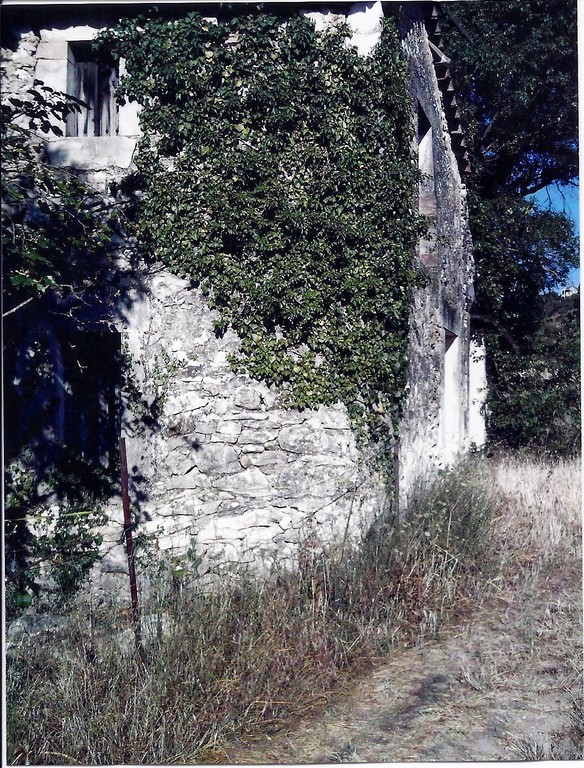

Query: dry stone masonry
<box><xmin>2</xmin><ymin>1</ymin><xmax>486</xmax><ymax>588</ymax></box>
<box><xmin>113</xmin><ymin>270</ymin><xmax>386</xmax><ymax>573</ymax></box>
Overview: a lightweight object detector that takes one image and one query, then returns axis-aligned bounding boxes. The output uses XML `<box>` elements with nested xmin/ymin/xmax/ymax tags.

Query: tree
<box><xmin>440</xmin><ymin>0</ymin><xmax>577</xmax><ymax>197</ymax></box>
<box><xmin>440</xmin><ymin>0</ymin><xmax>579</xmax><ymax>454</ymax></box>
<box><xmin>2</xmin><ymin>84</ymin><xmax>129</xmax><ymax>613</ymax></box>
<box><xmin>2</xmin><ymin>82</ymin><xmax>120</xmax><ymax>320</ymax></box>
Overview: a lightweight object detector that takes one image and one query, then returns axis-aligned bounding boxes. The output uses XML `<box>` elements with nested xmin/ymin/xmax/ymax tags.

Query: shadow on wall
<box><xmin>4</xmin><ymin>222</ymin><xmax>153</xmax><ymax>575</ymax></box>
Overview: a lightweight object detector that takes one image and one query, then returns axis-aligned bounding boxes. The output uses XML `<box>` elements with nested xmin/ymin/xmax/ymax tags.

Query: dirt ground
<box><xmin>220</xmin><ymin>556</ymin><xmax>582</xmax><ymax>763</ymax></box>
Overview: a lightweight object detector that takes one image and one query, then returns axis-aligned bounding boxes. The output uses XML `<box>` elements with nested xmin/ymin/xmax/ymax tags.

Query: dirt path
<box><xmin>221</xmin><ymin>557</ymin><xmax>582</xmax><ymax>763</ymax></box>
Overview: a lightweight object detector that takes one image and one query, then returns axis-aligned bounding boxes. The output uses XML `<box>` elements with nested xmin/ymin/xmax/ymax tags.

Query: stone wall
<box><xmin>2</xmin><ymin>1</ymin><xmax>486</xmax><ymax>588</ymax></box>
<box><xmin>93</xmin><ymin>270</ymin><xmax>386</xmax><ymax>580</ymax></box>
<box><xmin>396</xmin><ymin>4</ymin><xmax>482</xmax><ymax>506</ymax></box>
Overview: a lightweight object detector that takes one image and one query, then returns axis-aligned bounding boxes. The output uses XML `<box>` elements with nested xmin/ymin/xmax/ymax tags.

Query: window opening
<box><xmin>417</xmin><ymin>104</ymin><xmax>437</xmax><ymax>266</ymax></box>
<box><xmin>5</xmin><ymin>328</ymin><xmax>122</xmax><ymax>470</ymax></box>
<box><xmin>442</xmin><ymin>329</ymin><xmax>461</xmax><ymax>460</ymax></box>
<box><xmin>66</xmin><ymin>41</ymin><xmax>119</xmax><ymax>137</ymax></box>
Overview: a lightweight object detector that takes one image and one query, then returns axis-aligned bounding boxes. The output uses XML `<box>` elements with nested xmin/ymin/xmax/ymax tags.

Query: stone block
<box><xmin>45</xmin><ymin>137</ymin><xmax>137</xmax><ymax>170</ymax></box>
<box><xmin>278</xmin><ymin>411</ymin><xmax>308</xmax><ymax>426</ymax></box>
<box><xmin>166</xmin><ymin>413</ymin><xmax>199</xmax><ymax>436</ymax></box>
<box><xmin>248</xmin><ymin>450</ymin><xmax>288</xmax><ymax>468</ymax></box>
<box><xmin>212</xmin><ymin>467</ymin><xmax>273</xmax><ymax>496</ymax></box>
<box><xmin>194</xmin><ymin>420</ymin><xmax>218</xmax><ymax>435</ymax></box>
<box><xmin>199</xmin><ymin>500</ymin><xmax>222</xmax><ymax>517</ymax></box>
<box><xmin>199</xmin><ymin>377</ymin><xmax>226</xmax><ymax>396</ymax></box>
<box><xmin>36</xmin><ymin>40</ymin><xmax>68</xmax><ymax>59</ymax></box>
<box><xmin>228</xmin><ymin>411</ymin><xmax>270</xmax><ymax>422</ymax></box>
<box><xmin>214</xmin><ymin>421</ymin><xmax>242</xmax><ymax>439</ymax></box>
<box><xmin>193</xmin><ymin>443</ymin><xmax>240</xmax><ymax>474</ymax></box>
<box><xmin>275</xmin><ymin>460</ymin><xmax>341</xmax><ymax>499</ymax></box>
<box><xmin>238</xmin><ymin>426</ymin><xmax>280</xmax><ymax>444</ymax></box>
<box><xmin>151</xmin><ymin>272</ymin><xmax>188</xmax><ymax>297</ymax></box>
<box><xmin>40</xmin><ymin>26</ymin><xmax>98</xmax><ymax>43</ymax></box>
<box><xmin>233</xmin><ymin>386</ymin><xmax>262</xmax><ymax>409</ymax></box>
<box><xmin>278</xmin><ymin>424</ymin><xmax>325</xmax><ymax>454</ymax></box>
<box><xmin>34</xmin><ymin>57</ymin><xmax>67</xmax><ymax>93</ymax></box>
<box><xmin>315</xmin><ymin>404</ymin><xmax>351</xmax><ymax>430</ymax></box>
<box><xmin>165</xmin><ymin>393</ymin><xmax>208</xmax><ymax>416</ymax></box>
<box><xmin>168</xmin><ymin>468</ymin><xmax>211</xmax><ymax>489</ymax></box>
<box><xmin>239</xmin><ymin>444</ymin><xmax>265</xmax><ymax>454</ymax></box>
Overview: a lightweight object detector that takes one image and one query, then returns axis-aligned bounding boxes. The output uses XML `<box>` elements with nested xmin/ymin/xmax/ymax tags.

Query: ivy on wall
<box><xmin>97</xmin><ymin>9</ymin><xmax>424</xmax><ymax>446</ymax></box>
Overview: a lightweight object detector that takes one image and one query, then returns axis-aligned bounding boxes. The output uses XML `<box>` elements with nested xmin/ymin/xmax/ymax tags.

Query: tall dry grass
<box><xmin>5</xmin><ymin>453</ymin><xmax>581</xmax><ymax>764</ymax></box>
<box><xmin>489</xmin><ymin>453</ymin><xmax>582</xmax><ymax>761</ymax></box>
<box><xmin>489</xmin><ymin>453</ymin><xmax>581</xmax><ymax>574</ymax></box>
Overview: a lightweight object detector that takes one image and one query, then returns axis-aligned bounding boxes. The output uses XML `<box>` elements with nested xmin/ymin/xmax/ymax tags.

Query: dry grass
<box><xmin>5</xmin><ymin>453</ymin><xmax>582</xmax><ymax>765</ymax></box>
<box><xmin>489</xmin><ymin>454</ymin><xmax>582</xmax><ymax>761</ymax></box>
<box><xmin>490</xmin><ymin>453</ymin><xmax>581</xmax><ymax>567</ymax></box>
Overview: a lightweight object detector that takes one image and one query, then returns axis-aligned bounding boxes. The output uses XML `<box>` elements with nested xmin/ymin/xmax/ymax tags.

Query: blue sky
<box><xmin>532</xmin><ymin>183</ymin><xmax>580</xmax><ymax>289</ymax></box>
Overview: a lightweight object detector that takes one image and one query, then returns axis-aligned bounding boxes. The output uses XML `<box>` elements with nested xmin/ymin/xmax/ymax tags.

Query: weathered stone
<box><xmin>7</xmin><ymin>614</ymin><xmax>69</xmax><ymax>650</ymax></box>
<box><xmin>278</xmin><ymin>424</ymin><xmax>339</xmax><ymax>454</ymax></box>
<box><xmin>278</xmin><ymin>411</ymin><xmax>308</xmax><ymax>426</ymax></box>
<box><xmin>239</xmin><ymin>444</ymin><xmax>265</xmax><ymax>454</ymax></box>
<box><xmin>233</xmin><ymin>386</ymin><xmax>262</xmax><ymax>409</ymax></box>
<box><xmin>191</xmin><ymin>421</ymin><xmax>216</xmax><ymax>436</ymax></box>
<box><xmin>192</xmin><ymin>443</ymin><xmax>240</xmax><ymax>474</ymax></box>
<box><xmin>212</xmin><ymin>467</ymin><xmax>273</xmax><ymax>496</ymax></box>
<box><xmin>213</xmin><ymin>421</ymin><xmax>242</xmax><ymax>439</ymax></box>
<box><xmin>46</xmin><ymin>137</ymin><xmax>137</xmax><ymax>170</ymax></box>
<box><xmin>165</xmin><ymin>393</ymin><xmax>209</xmax><ymax>416</ymax></box>
<box><xmin>199</xmin><ymin>500</ymin><xmax>222</xmax><ymax>517</ymax></box>
<box><xmin>247</xmin><ymin>450</ymin><xmax>288</xmax><ymax>467</ymax></box>
<box><xmin>227</xmin><ymin>411</ymin><xmax>271</xmax><ymax>421</ymax></box>
<box><xmin>166</xmin><ymin>413</ymin><xmax>199</xmax><ymax>436</ymax></box>
<box><xmin>238</xmin><ymin>426</ymin><xmax>280</xmax><ymax>445</ymax></box>
<box><xmin>168</xmin><ymin>467</ymin><xmax>211</xmax><ymax>489</ymax></box>
<box><xmin>36</xmin><ymin>40</ymin><xmax>68</xmax><ymax>59</ymax></box>
<box><xmin>200</xmin><ymin>377</ymin><xmax>227</xmax><ymax>396</ymax></box>
<box><xmin>274</xmin><ymin>459</ymin><xmax>346</xmax><ymax>499</ymax></box>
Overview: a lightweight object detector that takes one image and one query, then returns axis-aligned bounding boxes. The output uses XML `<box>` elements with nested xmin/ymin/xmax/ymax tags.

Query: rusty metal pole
<box><xmin>119</xmin><ymin>437</ymin><xmax>141</xmax><ymax>650</ymax></box>
<box><xmin>393</xmin><ymin>437</ymin><xmax>400</xmax><ymax>529</ymax></box>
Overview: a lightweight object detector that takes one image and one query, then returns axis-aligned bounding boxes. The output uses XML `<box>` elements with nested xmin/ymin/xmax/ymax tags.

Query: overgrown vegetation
<box><xmin>440</xmin><ymin>0</ymin><xmax>580</xmax><ymax>455</ymax></box>
<box><xmin>1</xmin><ymin>83</ymin><xmax>120</xmax><ymax>318</ymax></box>
<box><xmin>4</xmin><ymin>453</ymin><xmax>109</xmax><ymax>620</ymax></box>
<box><xmin>2</xmin><ymin>84</ymin><xmax>136</xmax><ymax>614</ymax></box>
<box><xmin>7</xmin><ymin>455</ymin><xmax>581</xmax><ymax>764</ymax></box>
<box><xmin>96</xmin><ymin>9</ymin><xmax>424</xmax><ymax>444</ymax></box>
<box><xmin>4</xmin><ymin>458</ymin><xmax>508</xmax><ymax>764</ymax></box>
<box><xmin>485</xmin><ymin>289</ymin><xmax>580</xmax><ymax>455</ymax></box>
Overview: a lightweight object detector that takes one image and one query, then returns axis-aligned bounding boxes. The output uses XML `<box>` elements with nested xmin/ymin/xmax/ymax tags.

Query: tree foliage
<box><xmin>440</xmin><ymin>0</ymin><xmax>579</xmax><ymax>454</ymax></box>
<box><xmin>440</xmin><ymin>0</ymin><xmax>577</xmax><ymax>197</ymax></box>
<box><xmin>2</xmin><ymin>85</ymin><xmax>124</xmax><ymax>611</ymax></box>
<box><xmin>485</xmin><ymin>290</ymin><xmax>580</xmax><ymax>456</ymax></box>
<box><xmin>1</xmin><ymin>84</ymin><xmax>120</xmax><ymax>319</ymax></box>
<box><xmin>97</xmin><ymin>9</ymin><xmax>424</xmax><ymax>441</ymax></box>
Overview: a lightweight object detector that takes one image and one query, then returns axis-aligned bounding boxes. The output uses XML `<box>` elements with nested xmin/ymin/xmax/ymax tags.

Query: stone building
<box><xmin>2</xmin><ymin>1</ymin><xmax>486</xmax><ymax>578</ymax></box>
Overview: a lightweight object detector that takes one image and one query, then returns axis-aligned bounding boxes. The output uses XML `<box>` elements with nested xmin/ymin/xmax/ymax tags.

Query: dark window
<box><xmin>66</xmin><ymin>41</ymin><xmax>118</xmax><ymax>137</ymax></box>
<box><xmin>5</xmin><ymin>326</ymin><xmax>121</xmax><ymax>471</ymax></box>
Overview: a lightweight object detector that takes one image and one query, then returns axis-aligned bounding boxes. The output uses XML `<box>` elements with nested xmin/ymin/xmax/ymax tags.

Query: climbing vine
<box><xmin>97</xmin><ymin>8</ymin><xmax>424</xmax><ymax>446</ymax></box>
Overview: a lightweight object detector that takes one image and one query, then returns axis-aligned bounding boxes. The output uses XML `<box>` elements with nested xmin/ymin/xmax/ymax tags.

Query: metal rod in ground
<box><xmin>393</xmin><ymin>439</ymin><xmax>400</xmax><ymax>529</ymax></box>
<box><xmin>119</xmin><ymin>436</ymin><xmax>142</xmax><ymax>650</ymax></box>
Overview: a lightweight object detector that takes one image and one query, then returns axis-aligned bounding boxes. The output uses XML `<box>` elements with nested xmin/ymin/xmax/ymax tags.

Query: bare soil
<box><xmin>219</xmin><ymin>555</ymin><xmax>582</xmax><ymax>763</ymax></box>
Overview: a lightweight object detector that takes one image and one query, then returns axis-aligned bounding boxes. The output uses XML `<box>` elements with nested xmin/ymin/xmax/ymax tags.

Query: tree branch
<box><xmin>3</xmin><ymin>296</ymin><xmax>34</xmax><ymax>317</ymax></box>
